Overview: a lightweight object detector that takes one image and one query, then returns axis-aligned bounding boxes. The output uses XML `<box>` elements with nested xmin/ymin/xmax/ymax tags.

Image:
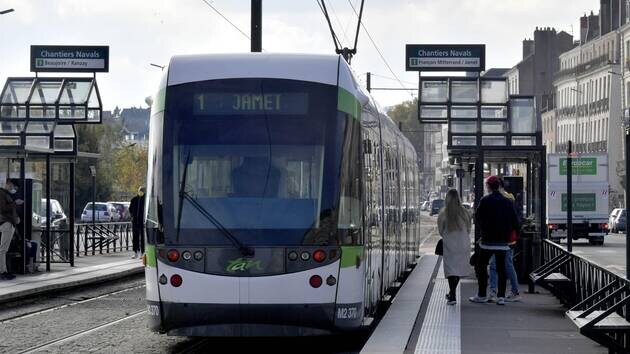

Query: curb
<box><xmin>0</xmin><ymin>265</ymin><xmax>144</xmax><ymax>304</ymax></box>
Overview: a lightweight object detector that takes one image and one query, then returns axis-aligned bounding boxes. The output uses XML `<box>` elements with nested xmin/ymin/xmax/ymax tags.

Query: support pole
<box><xmin>474</xmin><ymin>150</ymin><xmax>484</xmax><ymax>243</ymax></box>
<box><xmin>69</xmin><ymin>162</ymin><xmax>75</xmax><ymax>266</ymax></box>
<box><xmin>626</xmin><ymin>129</ymin><xmax>630</xmax><ymax>280</ymax></box>
<box><xmin>45</xmin><ymin>155</ymin><xmax>51</xmax><ymax>272</ymax></box>
<box><xmin>567</xmin><ymin>140</ymin><xmax>573</xmax><ymax>253</ymax></box>
<box><xmin>251</xmin><ymin>0</ymin><xmax>262</xmax><ymax>52</ymax></box>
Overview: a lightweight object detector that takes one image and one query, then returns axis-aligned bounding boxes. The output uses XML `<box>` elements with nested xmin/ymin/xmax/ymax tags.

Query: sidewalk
<box><xmin>0</xmin><ymin>252</ymin><xmax>144</xmax><ymax>303</ymax></box>
<box><xmin>363</xmin><ymin>254</ymin><xmax>608</xmax><ymax>354</ymax></box>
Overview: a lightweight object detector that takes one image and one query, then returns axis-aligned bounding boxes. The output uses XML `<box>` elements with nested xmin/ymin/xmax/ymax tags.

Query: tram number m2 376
<box><xmin>337</xmin><ymin>306</ymin><xmax>358</xmax><ymax>320</ymax></box>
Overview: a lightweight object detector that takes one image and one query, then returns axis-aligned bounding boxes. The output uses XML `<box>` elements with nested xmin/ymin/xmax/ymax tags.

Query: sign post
<box><xmin>567</xmin><ymin>141</ymin><xmax>573</xmax><ymax>253</ymax></box>
<box><xmin>30</xmin><ymin>45</ymin><xmax>109</xmax><ymax>73</ymax></box>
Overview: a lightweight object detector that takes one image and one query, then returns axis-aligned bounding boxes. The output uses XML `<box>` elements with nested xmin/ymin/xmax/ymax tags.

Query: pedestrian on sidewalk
<box><xmin>470</xmin><ymin>176</ymin><xmax>520</xmax><ymax>306</ymax></box>
<box><xmin>129</xmin><ymin>186</ymin><xmax>145</xmax><ymax>259</ymax></box>
<box><xmin>438</xmin><ymin>189</ymin><xmax>472</xmax><ymax>305</ymax></box>
<box><xmin>488</xmin><ymin>178</ymin><xmax>521</xmax><ymax>302</ymax></box>
<box><xmin>0</xmin><ymin>179</ymin><xmax>23</xmax><ymax>280</ymax></box>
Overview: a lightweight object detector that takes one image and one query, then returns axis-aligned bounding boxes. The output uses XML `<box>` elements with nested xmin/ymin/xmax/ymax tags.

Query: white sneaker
<box><xmin>131</xmin><ymin>253</ymin><xmax>138</xmax><ymax>259</ymax></box>
<box><xmin>496</xmin><ymin>297</ymin><xmax>506</xmax><ymax>305</ymax></box>
<box><xmin>487</xmin><ymin>289</ymin><xmax>498</xmax><ymax>303</ymax></box>
<box><xmin>506</xmin><ymin>291</ymin><xmax>521</xmax><ymax>302</ymax></box>
<box><xmin>468</xmin><ymin>295</ymin><xmax>488</xmax><ymax>303</ymax></box>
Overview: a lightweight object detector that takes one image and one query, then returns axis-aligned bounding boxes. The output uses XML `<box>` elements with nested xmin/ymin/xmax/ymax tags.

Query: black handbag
<box><xmin>435</xmin><ymin>239</ymin><xmax>443</xmax><ymax>256</ymax></box>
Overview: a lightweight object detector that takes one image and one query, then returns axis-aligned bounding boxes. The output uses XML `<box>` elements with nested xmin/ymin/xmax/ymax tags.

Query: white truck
<box><xmin>546</xmin><ymin>154</ymin><xmax>609</xmax><ymax>245</ymax></box>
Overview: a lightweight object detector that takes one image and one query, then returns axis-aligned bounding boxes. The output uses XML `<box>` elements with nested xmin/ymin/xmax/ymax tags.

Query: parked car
<box><xmin>108</xmin><ymin>201</ymin><xmax>131</xmax><ymax>221</ymax></box>
<box><xmin>421</xmin><ymin>201</ymin><xmax>430</xmax><ymax>211</ymax></box>
<box><xmin>81</xmin><ymin>202</ymin><xmax>118</xmax><ymax>222</ymax></box>
<box><xmin>611</xmin><ymin>208</ymin><xmax>627</xmax><ymax>233</ymax></box>
<box><xmin>40</xmin><ymin>198</ymin><xmax>68</xmax><ymax>227</ymax></box>
<box><xmin>429</xmin><ymin>199</ymin><xmax>444</xmax><ymax>216</ymax></box>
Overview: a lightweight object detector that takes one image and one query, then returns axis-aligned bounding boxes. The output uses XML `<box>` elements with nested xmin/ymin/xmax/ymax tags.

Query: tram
<box><xmin>144</xmin><ymin>53</ymin><xmax>422</xmax><ymax>336</ymax></box>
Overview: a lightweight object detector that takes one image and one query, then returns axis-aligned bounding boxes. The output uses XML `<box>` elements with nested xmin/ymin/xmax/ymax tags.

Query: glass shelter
<box><xmin>0</xmin><ymin>77</ymin><xmax>102</xmax><ymax>272</ymax></box>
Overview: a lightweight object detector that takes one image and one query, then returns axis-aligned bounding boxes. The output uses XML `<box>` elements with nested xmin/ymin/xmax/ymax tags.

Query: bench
<box><xmin>565</xmin><ymin>281</ymin><xmax>630</xmax><ymax>353</ymax></box>
<box><xmin>529</xmin><ymin>254</ymin><xmax>575</xmax><ymax>303</ymax></box>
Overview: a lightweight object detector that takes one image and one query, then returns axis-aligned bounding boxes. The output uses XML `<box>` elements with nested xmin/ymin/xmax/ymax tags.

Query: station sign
<box><xmin>405</xmin><ymin>44</ymin><xmax>485</xmax><ymax>72</ymax></box>
<box><xmin>30</xmin><ymin>45</ymin><xmax>109</xmax><ymax>73</ymax></box>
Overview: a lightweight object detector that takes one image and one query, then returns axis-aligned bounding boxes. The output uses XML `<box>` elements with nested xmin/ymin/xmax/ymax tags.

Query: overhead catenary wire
<box><xmin>346</xmin><ymin>0</ymin><xmax>414</xmax><ymax>98</ymax></box>
<box><xmin>326</xmin><ymin>0</ymin><xmax>352</xmax><ymax>47</ymax></box>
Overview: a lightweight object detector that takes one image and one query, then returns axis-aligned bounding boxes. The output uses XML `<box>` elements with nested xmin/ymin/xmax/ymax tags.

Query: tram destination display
<box><xmin>193</xmin><ymin>92</ymin><xmax>309</xmax><ymax>115</ymax></box>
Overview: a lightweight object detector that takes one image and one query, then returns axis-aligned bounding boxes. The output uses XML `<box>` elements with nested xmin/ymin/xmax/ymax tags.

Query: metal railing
<box><xmin>537</xmin><ymin>239</ymin><xmax>630</xmax><ymax>352</ymax></box>
<box><xmin>75</xmin><ymin>222</ymin><xmax>133</xmax><ymax>256</ymax></box>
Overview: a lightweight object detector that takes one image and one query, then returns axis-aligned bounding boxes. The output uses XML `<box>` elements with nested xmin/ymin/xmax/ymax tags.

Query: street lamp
<box><xmin>0</xmin><ymin>9</ymin><xmax>14</xmax><ymax>15</ymax></box>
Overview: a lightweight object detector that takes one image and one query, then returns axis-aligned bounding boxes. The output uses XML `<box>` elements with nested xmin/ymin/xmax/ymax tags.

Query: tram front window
<box><xmin>176</xmin><ymin>144</ymin><xmax>324</xmax><ymax>231</ymax></box>
<box><xmin>165</xmin><ymin>78</ymin><xmax>360</xmax><ymax>246</ymax></box>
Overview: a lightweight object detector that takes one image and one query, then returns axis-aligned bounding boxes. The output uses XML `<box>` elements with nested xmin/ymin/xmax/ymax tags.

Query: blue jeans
<box><xmin>489</xmin><ymin>247</ymin><xmax>519</xmax><ymax>294</ymax></box>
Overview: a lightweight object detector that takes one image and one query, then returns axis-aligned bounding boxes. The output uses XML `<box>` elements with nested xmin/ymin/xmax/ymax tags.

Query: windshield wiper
<box><xmin>180</xmin><ymin>190</ymin><xmax>254</xmax><ymax>257</ymax></box>
<box><xmin>175</xmin><ymin>150</ymin><xmax>253</xmax><ymax>257</ymax></box>
<box><xmin>175</xmin><ymin>150</ymin><xmax>191</xmax><ymax>242</ymax></box>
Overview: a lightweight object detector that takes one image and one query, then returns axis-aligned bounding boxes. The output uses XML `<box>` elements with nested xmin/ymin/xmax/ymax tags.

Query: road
<box><xmin>558</xmin><ymin>232</ymin><xmax>628</xmax><ymax>278</ymax></box>
<box><xmin>0</xmin><ymin>217</ymin><xmax>438</xmax><ymax>354</ymax></box>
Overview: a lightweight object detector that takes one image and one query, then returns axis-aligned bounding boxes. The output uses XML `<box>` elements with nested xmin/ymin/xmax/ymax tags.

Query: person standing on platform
<box><xmin>438</xmin><ymin>189</ymin><xmax>472</xmax><ymax>305</ymax></box>
<box><xmin>488</xmin><ymin>178</ymin><xmax>521</xmax><ymax>302</ymax></box>
<box><xmin>0</xmin><ymin>179</ymin><xmax>23</xmax><ymax>280</ymax></box>
<box><xmin>470</xmin><ymin>176</ymin><xmax>520</xmax><ymax>306</ymax></box>
<box><xmin>129</xmin><ymin>187</ymin><xmax>145</xmax><ymax>259</ymax></box>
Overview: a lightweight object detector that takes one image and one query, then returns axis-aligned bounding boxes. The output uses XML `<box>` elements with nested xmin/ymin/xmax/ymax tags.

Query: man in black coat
<box><xmin>470</xmin><ymin>176</ymin><xmax>520</xmax><ymax>305</ymax></box>
<box><xmin>129</xmin><ymin>187</ymin><xmax>145</xmax><ymax>259</ymax></box>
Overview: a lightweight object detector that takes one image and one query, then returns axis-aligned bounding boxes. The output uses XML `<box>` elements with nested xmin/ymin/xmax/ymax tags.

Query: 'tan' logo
<box><xmin>226</xmin><ymin>258</ymin><xmax>263</xmax><ymax>273</ymax></box>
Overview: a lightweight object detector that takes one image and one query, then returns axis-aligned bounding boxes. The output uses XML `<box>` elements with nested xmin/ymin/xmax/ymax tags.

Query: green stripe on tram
<box><xmin>340</xmin><ymin>246</ymin><xmax>364</xmax><ymax>268</ymax></box>
<box><xmin>145</xmin><ymin>244</ymin><xmax>157</xmax><ymax>267</ymax></box>
<box><xmin>337</xmin><ymin>88</ymin><xmax>361</xmax><ymax>120</ymax></box>
<box><xmin>153</xmin><ymin>88</ymin><xmax>166</xmax><ymax>113</ymax></box>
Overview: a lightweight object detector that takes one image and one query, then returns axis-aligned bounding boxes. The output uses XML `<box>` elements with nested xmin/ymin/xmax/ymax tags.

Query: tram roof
<box><xmin>167</xmin><ymin>53</ymin><xmax>357</xmax><ymax>92</ymax></box>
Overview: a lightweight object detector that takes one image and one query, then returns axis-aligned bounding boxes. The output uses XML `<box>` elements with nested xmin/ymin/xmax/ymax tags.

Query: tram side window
<box><xmin>337</xmin><ymin>113</ymin><xmax>362</xmax><ymax>243</ymax></box>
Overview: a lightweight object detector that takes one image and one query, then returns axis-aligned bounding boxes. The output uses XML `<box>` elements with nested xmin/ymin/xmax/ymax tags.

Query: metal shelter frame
<box><xmin>0</xmin><ymin>76</ymin><xmax>102</xmax><ymax>271</ymax></box>
<box><xmin>416</xmin><ymin>73</ymin><xmax>546</xmax><ymax>269</ymax></box>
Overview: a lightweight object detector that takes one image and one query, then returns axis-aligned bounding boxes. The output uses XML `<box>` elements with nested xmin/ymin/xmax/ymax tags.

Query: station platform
<box><xmin>361</xmin><ymin>253</ymin><xmax>607</xmax><ymax>354</ymax></box>
<box><xmin>0</xmin><ymin>253</ymin><xmax>143</xmax><ymax>304</ymax></box>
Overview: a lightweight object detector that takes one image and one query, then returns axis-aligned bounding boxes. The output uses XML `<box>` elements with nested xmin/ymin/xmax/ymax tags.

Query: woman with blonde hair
<box><xmin>438</xmin><ymin>189</ymin><xmax>472</xmax><ymax>305</ymax></box>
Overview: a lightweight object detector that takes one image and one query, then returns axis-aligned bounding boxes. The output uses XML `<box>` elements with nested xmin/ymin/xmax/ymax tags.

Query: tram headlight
<box><xmin>167</xmin><ymin>249</ymin><xmax>180</xmax><ymax>262</ymax></box>
<box><xmin>288</xmin><ymin>251</ymin><xmax>298</xmax><ymax>261</ymax></box>
<box><xmin>313</xmin><ymin>249</ymin><xmax>326</xmax><ymax>263</ymax></box>
<box><xmin>326</xmin><ymin>275</ymin><xmax>337</xmax><ymax>286</ymax></box>
<box><xmin>309</xmin><ymin>275</ymin><xmax>322</xmax><ymax>288</ymax></box>
<box><xmin>193</xmin><ymin>251</ymin><xmax>204</xmax><ymax>261</ymax></box>
<box><xmin>159</xmin><ymin>274</ymin><xmax>167</xmax><ymax>285</ymax></box>
<box><xmin>182</xmin><ymin>251</ymin><xmax>192</xmax><ymax>261</ymax></box>
<box><xmin>170</xmin><ymin>274</ymin><xmax>183</xmax><ymax>287</ymax></box>
<box><xmin>300</xmin><ymin>251</ymin><xmax>310</xmax><ymax>261</ymax></box>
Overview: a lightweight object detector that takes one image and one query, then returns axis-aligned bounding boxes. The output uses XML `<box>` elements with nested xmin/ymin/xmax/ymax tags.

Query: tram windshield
<box><xmin>162</xmin><ymin>78</ymin><xmax>361</xmax><ymax>246</ymax></box>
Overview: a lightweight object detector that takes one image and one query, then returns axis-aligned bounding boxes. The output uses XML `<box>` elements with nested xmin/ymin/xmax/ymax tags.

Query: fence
<box><xmin>534</xmin><ymin>239</ymin><xmax>630</xmax><ymax>353</ymax></box>
<box><xmin>40</xmin><ymin>222</ymin><xmax>134</xmax><ymax>264</ymax></box>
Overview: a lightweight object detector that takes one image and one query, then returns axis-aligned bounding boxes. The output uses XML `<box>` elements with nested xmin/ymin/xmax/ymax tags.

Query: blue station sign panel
<box><xmin>405</xmin><ymin>44</ymin><xmax>485</xmax><ymax>72</ymax></box>
<box><xmin>30</xmin><ymin>45</ymin><xmax>109</xmax><ymax>73</ymax></box>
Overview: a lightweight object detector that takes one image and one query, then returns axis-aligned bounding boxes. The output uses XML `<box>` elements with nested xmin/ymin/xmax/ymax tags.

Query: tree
<box><xmin>73</xmin><ymin>123</ymin><xmax>123</xmax><ymax>217</ymax></box>
<box><xmin>112</xmin><ymin>144</ymin><xmax>148</xmax><ymax>199</ymax></box>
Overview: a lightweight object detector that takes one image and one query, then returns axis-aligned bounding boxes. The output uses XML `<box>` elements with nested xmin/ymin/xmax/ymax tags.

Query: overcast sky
<box><xmin>0</xmin><ymin>0</ymin><xmax>601</xmax><ymax>110</ymax></box>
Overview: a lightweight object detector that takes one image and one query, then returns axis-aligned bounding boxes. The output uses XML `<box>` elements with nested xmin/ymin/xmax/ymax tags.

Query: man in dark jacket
<box><xmin>470</xmin><ymin>175</ymin><xmax>520</xmax><ymax>305</ymax></box>
<box><xmin>129</xmin><ymin>187</ymin><xmax>145</xmax><ymax>259</ymax></box>
<box><xmin>0</xmin><ymin>179</ymin><xmax>23</xmax><ymax>280</ymax></box>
